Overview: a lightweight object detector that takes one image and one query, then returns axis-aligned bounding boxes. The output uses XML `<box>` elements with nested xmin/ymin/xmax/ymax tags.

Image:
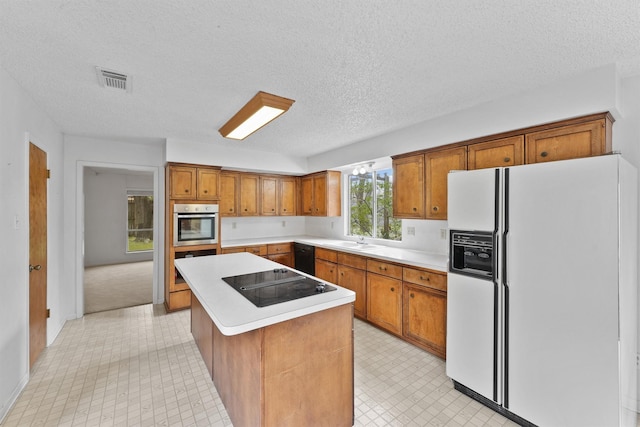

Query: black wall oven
<box><xmin>173</xmin><ymin>204</ymin><xmax>218</xmax><ymax>247</ymax></box>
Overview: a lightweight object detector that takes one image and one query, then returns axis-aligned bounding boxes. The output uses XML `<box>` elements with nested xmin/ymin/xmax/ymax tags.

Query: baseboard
<box><xmin>0</xmin><ymin>371</ymin><xmax>29</xmax><ymax>424</ymax></box>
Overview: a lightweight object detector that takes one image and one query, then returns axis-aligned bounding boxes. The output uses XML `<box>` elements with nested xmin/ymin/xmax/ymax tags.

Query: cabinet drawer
<box><xmin>221</xmin><ymin>247</ymin><xmax>245</xmax><ymax>255</ymax></box>
<box><xmin>246</xmin><ymin>245</ymin><xmax>268</xmax><ymax>256</ymax></box>
<box><xmin>337</xmin><ymin>252</ymin><xmax>367</xmax><ymax>270</ymax></box>
<box><xmin>316</xmin><ymin>247</ymin><xmax>338</xmax><ymax>263</ymax></box>
<box><xmin>366</xmin><ymin>259</ymin><xmax>402</xmax><ymax>280</ymax></box>
<box><xmin>267</xmin><ymin>242</ymin><xmax>291</xmax><ymax>255</ymax></box>
<box><xmin>403</xmin><ymin>267</ymin><xmax>447</xmax><ymax>292</ymax></box>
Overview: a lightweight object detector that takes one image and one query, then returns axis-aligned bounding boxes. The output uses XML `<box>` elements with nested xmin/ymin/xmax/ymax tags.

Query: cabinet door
<box><xmin>300</xmin><ymin>176</ymin><xmax>314</xmax><ymax>215</ymax></box>
<box><xmin>425</xmin><ymin>147</ymin><xmax>467</xmax><ymax>220</ymax></box>
<box><xmin>279</xmin><ymin>177</ymin><xmax>297</xmax><ymax>216</ymax></box>
<box><xmin>392</xmin><ymin>154</ymin><xmax>425</xmax><ymax>218</ymax></box>
<box><xmin>239</xmin><ymin>174</ymin><xmax>259</xmax><ymax>216</ymax></box>
<box><xmin>337</xmin><ymin>265</ymin><xmax>366</xmax><ymax>318</ymax></box>
<box><xmin>268</xmin><ymin>252</ymin><xmax>294</xmax><ymax>268</ymax></box>
<box><xmin>367</xmin><ymin>273</ymin><xmax>403</xmax><ymax>335</ymax></box>
<box><xmin>169</xmin><ymin>166</ymin><xmax>197</xmax><ymax>199</ymax></box>
<box><xmin>315</xmin><ymin>259</ymin><xmax>338</xmax><ymax>284</ymax></box>
<box><xmin>525</xmin><ymin>119</ymin><xmax>607</xmax><ymax>164</ymax></box>
<box><xmin>313</xmin><ymin>174</ymin><xmax>327</xmax><ymax>216</ymax></box>
<box><xmin>468</xmin><ymin>136</ymin><xmax>525</xmax><ymax>170</ymax></box>
<box><xmin>260</xmin><ymin>176</ymin><xmax>278</xmax><ymax>215</ymax></box>
<box><xmin>403</xmin><ymin>283</ymin><xmax>447</xmax><ymax>358</ymax></box>
<box><xmin>197</xmin><ymin>168</ymin><xmax>220</xmax><ymax>200</ymax></box>
<box><xmin>220</xmin><ymin>172</ymin><xmax>238</xmax><ymax>216</ymax></box>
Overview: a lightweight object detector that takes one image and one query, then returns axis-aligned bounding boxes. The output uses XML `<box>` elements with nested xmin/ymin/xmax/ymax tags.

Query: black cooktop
<box><xmin>222</xmin><ymin>268</ymin><xmax>337</xmax><ymax>307</ymax></box>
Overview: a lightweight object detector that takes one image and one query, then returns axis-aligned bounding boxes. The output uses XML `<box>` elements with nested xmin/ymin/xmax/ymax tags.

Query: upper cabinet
<box><xmin>279</xmin><ymin>177</ymin><xmax>297</xmax><ymax>216</ymax></box>
<box><xmin>239</xmin><ymin>174</ymin><xmax>259</xmax><ymax>216</ymax></box>
<box><xmin>260</xmin><ymin>176</ymin><xmax>278</xmax><ymax>216</ymax></box>
<box><xmin>168</xmin><ymin>164</ymin><xmax>220</xmax><ymax>200</ymax></box>
<box><xmin>525</xmin><ymin>117</ymin><xmax>611</xmax><ymax>164</ymax></box>
<box><xmin>220</xmin><ymin>172</ymin><xmax>239</xmax><ymax>216</ymax></box>
<box><xmin>467</xmin><ymin>136</ymin><xmax>525</xmax><ymax>170</ymax></box>
<box><xmin>300</xmin><ymin>171</ymin><xmax>341</xmax><ymax>217</ymax></box>
<box><xmin>425</xmin><ymin>147</ymin><xmax>466</xmax><ymax>220</ymax></box>
<box><xmin>392</xmin><ymin>154</ymin><xmax>425</xmax><ymax>219</ymax></box>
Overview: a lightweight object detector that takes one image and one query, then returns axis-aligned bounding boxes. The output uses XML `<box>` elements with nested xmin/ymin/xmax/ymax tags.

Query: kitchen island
<box><xmin>175</xmin><ymin>252</ymin><xmax>356</xmax><ymax>427</ymax></box>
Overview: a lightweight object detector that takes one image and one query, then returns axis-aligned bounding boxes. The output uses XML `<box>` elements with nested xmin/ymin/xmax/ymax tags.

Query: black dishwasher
<box><xmin>294</xmin><ymin>243</ymin><xmax>315</xmax><ymax>276</ymax></box>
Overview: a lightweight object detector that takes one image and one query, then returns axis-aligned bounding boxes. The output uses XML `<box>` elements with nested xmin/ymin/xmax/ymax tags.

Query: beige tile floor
<box><xmin>2</xmin><ymin>304</ymin><xmax>521</xmax><ymax>427</ymax></box>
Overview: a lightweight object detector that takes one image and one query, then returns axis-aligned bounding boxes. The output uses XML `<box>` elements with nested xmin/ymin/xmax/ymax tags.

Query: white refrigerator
<box><xmin>446</xmin><ymin>154</ymin><xmax>638</xmax><ymax>426</ymax></box>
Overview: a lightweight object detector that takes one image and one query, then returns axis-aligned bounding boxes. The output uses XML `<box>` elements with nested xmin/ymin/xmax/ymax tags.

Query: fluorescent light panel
<box><xmin>219</xmin><ymin>91</ymin><xmax>295</xmax><ymax>140</ymax></box>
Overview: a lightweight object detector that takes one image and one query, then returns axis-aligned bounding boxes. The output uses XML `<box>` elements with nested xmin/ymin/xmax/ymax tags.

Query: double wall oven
<box><xmin>173</xmin><ymin>203</ymin><xmax>219</xmax><ymax>247</ymax></box>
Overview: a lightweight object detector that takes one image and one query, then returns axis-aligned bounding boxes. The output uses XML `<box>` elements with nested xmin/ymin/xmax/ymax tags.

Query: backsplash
<box><xmin>220</xmin><ymin>216</ymin><xmax>306</xmax><ymax>241</ymax></box>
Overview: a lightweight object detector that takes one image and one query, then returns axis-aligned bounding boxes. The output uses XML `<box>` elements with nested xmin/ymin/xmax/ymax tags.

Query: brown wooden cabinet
<box><xmin>260</xmin><ymin>176</ymin><xmax>278</xmax><ymax>216</ymax></box>
<box><xmin>403</xmin><ymin>283</ymin><xmax>447</xmax><ymax>358</ymax></box>
<box><xmin>525</xmin><ymin>118</ymin><xmax>611</xmax><ymax>164</ymax></box>
<box><xmin>337</xmin><ymin>252</ymin><xmax>367</xmax><ymax>319</ymax></box>
<box><xmin>315</xmin><ymin>247</ymin><xmax>338</xmax><ymax>283</ymax></box>
<box><xmin>267</xmin><ymin>242</ymin><xmax>294</xmax><ymax>267</ymax></box>
<box><xmin>279</xmin><ymin>177</ymin><xmax>297</xmax><ymax>216</ymax></box>
<box><xmin>402</xmin><ymin>267</ymin><xmax>447</xmax><ymax>358</ymax></box>
<box><xmin>392</xmin><ymin>154</ymin><xmax>425</xmax><ymax>218</ymax></box>
<box><xmin>219</xmin><ymin>172</ymin><xmax>239</xmax><ymax>216</ymax></box>
<box><xmin>300</xmin><ymin>171</ymin><xmax>341</xmax><ymax>216</ymax></box>
<box><xmin>467</xmin><ymin>135</ymin><xmax>525</xmax><ymax>170</ymax></box>
<box><xmin>168</xmin><ymin>164</ymin><xmax>220</xmax><ymax>200</ymax></box>
<box><xmin>425</xmin><ymin>147</ymin><xmax>466</xmax><ymax>220</ymax></box>
<box><xmin>239</xmin><ymin>174</ymin><xmax>259</xmax><ymax>216</ymax></box>
<box><xmin>366</xmin><ymin>259</ymin><xmax>403</xmax><ymax>335</ymax></box>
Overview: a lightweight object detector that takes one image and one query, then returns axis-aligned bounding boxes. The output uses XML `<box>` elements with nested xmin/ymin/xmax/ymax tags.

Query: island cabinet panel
<box><xmin>194</xmin><ymin>294</ymin><xmax>354</xmax><ymax>427</ymax></box>
<box><xmin>191</xmin><ymin>294</ymin><xmax>214</xmax><ymax>378</ymax></box>
<box><xmin>467</xmin><ymin>135</ymin><xmax>525</xmax><ymax>170</ymax></box>
<box><xmin>263</xmin><ymin>304</ymin><xmax>354</xmax><ymax>427</ymax></box>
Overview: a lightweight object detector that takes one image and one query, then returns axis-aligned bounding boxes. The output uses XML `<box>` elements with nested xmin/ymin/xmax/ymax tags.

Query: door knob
<box><xmin>29</xmin><ymin>264</ymin><xmax>41</xmax><ymax>272</ymax></box>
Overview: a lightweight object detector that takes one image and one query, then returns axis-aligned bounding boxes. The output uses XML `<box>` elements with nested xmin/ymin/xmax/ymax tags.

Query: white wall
<box><xmin>165</xmin><ymin>138</ymin><xmax>308</xmax><ymax>175</ymax></box>
<box><xmin>0</xmin><ymin>67</ymin><xmax>64</xmax><ymax>422</ymax></box>
<box><xmin>83</xmin><ymin>169</ymin><xmax>154</xmax><ymax>267</ymax></box>
<box><xmin>63</xmin><ymin>136</ymin><xmax>165</xmax><ymax>319</ymax></box>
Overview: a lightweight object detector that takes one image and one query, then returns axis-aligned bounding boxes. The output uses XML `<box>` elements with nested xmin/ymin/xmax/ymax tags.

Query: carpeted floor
<box><xmin>84</xmin><ymin>261</ymin><xmax>153</xmax><ymax>314</ymax></box>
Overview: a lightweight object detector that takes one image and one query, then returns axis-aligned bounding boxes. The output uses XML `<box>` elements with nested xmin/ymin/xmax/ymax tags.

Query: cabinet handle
<box><xmin>229</xmin><ymin>208</ymin><xmax>233</xmax><ymax>212</ymax></box>
<box><xmin>412</xmin><ymin>207</ymin><xmax>417</xmax><ymax>211</ymax></box>
<box><xmin>283</xmin><ymin>209</ymin><xmax>287</xmax><ymax>212</ymax></box>
<box><xmin>204</xmin><ymin>189</ymin><xmax>208</xmax><ymax>194</ymax></box>
<box><xmin>432</xmin><ymin>206</ymin><xmax>439</xmax><ymax>212</ymax></box>
<box><xmin>503</xmin><ymin>157</ymin><xmax>511</xmax><ymax>163</ymax></box>
<box><xmin>184</xmin><ymin>189</ymin><xmax>189</xmax><ymax>193</ymax></box>
<box><xmin>271</xmin><ymin>208</ymin><xmax>275</xmax><ymax>211</ymax></box>
<box><xmin>244</xmin><ymin>208</ymin><xmax>248</xmax><ymax>211</ymax></box>
<box><xmin>410</xmin><ymin>293</ymin><xmax>415</xmax><ymax>298</ymax></box>
<box><xmin>420</xmin><ymin>276</ymin><xmax>430</xmax><ymax>281</ymax></box>
<box><xmin>540</xmin><ymin>151</ymin><xmax>548</xmax><ymax>158</ymax></box>
<box><xmin>29</xmin><ymin>264</ymin><xmax>41</xmax><ymax>272</ymax></box>
<box><xmin>390</xmin><ymin>287</ymin><xmax>395</xmax><ymax>292</ymax></box>
<box><xmin>340</xmin><ymin>272</ymin><xmax>344</xmax><ymax>276</ymax></box>
<box><xmin>379</xmin><ymin>266</ymin><xmax>387</xmax><ymax>271</ymax></box>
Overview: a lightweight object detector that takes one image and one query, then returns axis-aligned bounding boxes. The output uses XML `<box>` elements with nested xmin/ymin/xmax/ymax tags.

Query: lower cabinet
<box><xmin>403</xmin><ymin>283</ymin><xmax>447</xmax><ymax>358</ymax></box>
<box><xmin>367</xmin><ymin>273</ymin><xmax>403</xmax><ymax>335</ymax></box>
<box><xmin>337</xmin><ymin>264</ymin><xmax>367</xmax><ymax>319</ymax></box>
<box><xmin>221</xmin><ymin>242</ymin><xmax>294</xmax><ymax>267</ymax></box>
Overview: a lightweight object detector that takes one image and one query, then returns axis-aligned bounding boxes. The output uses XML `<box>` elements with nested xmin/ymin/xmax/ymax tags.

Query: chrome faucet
<box><xmin>357</xmin><ymin>235</ymin><xmax>366</xmax><ymax>245</ymax></box>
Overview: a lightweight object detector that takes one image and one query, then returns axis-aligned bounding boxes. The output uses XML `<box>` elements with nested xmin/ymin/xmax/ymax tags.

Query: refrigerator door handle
<box><xmin>502</xmin><ymin>168</ymin><xmax>510</xmax><ymax>408</ymax></box>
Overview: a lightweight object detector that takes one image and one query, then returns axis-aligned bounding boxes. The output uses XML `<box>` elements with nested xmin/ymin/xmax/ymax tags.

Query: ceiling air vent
<box><xmin>96</xmin><ymin>67</ymin><xmax>131</xmax><ymax>92</ymax></box>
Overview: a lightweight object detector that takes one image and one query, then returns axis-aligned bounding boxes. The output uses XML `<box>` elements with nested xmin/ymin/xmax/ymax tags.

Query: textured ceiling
<box><xmin>1</xmin><ymin>1</ymin><xmax>640</xmax><ymax>158</ymax></box>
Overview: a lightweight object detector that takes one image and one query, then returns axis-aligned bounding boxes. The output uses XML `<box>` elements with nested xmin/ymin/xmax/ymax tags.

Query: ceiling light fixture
<box><xmin>352</xmin><ymin>162</ymin><xmax>375</xmax><ymax>175</ymax></box>
<box><xmin>218</xmin><ymin>91</ymin><xmax>295</xmax><ymax>140</ymax></box>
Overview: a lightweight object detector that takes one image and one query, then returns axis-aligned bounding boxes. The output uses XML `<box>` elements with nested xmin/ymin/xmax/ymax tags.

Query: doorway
<box><xmin>29</xmin><ymin>142</ymin><xmax>47</xmax><ymax>368</ymax></box>
<box><xmin>82</xmin><ymin>166</ymin><xmax>157</xmax><ymax>314</ymax></box>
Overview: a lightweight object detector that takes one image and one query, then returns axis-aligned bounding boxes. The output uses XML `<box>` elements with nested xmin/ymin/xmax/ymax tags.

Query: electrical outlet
<box><xmin>232</xmin><ymin>222</ymin><xmax>237</xmax><ymax>229</ymax></box>
<box><xmin>407</xmin><ymin>226</ymin><xmax>415</xmax><ymax>236</ymax></box>
<box><xmin>440</xmin><ymin>229</ymin><xmax>447</xmax><ymax>240</ymax></box>
<box><xmin>282</xmin><ymin>221</ymin><xmax>286</xmax><ymax>227</ymax></box>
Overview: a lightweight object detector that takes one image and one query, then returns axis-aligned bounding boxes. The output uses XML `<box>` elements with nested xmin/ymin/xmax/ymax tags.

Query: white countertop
<box><xmin>222</xmin><ymin>235</ymin><xmax>448</xmax><ymax>272</ymax></box>
<box><xmin>175</xmin><ymin>252</ymin><xmax>356</xmax><ymax>336</ymax></box>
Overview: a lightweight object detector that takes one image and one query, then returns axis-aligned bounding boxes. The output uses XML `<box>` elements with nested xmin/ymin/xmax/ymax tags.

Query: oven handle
<box><xmin>175</xmin><ymin>213</ymin><xmax>217</xmax><ymax>219</ymax></box>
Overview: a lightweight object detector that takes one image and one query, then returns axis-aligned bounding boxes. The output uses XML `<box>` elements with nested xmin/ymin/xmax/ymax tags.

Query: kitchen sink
<box><xmin>330</xmin><ymin>241</ymin><xmax>381</xmax><ymax>251</ymax></box>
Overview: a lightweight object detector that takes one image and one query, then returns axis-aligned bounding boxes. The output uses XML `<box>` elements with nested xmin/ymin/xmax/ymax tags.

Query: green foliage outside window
<box><xmin>348</xmin><ymin>168</ymin><xmax>401</xmax><ymax>241</ymax></box>
<box><xmin>127</xmin><ymin>193</ymin><xmax>154</xmax><ymax>252</ymax></box>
